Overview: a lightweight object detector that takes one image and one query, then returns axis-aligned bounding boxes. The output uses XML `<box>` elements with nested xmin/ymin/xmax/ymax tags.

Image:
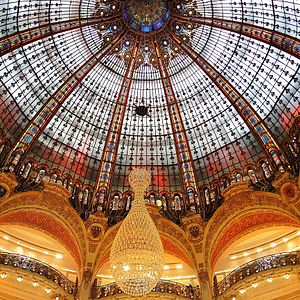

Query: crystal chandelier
<box><xmin>110</xmin><ymin>169</ymin><xmax>164</xmax><ymax>296</ymax></box>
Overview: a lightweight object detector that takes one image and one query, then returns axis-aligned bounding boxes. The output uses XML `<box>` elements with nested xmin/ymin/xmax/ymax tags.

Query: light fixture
<box><xmin>3</xmin><ymin>235</ymin><xmax>9</xmax><ymax>240</ymax></box>
<box><xmin>163</xmin><ymin>265</ymin><xmax>170</xmax><ymax>270</ymax></box>
<box><xmin>17</xmin><ymin>276</ymin><xmax>23</xmax><ymax>282</ymax></box>
<box><xmin>270</xmin><ymin>242</ymin><xmax>277</xmax><ymax>248</ymax></box>
<box><xmin>1</xmin><ymin>272</ymin><xmax>7</xmax><ymax>278</ymax></box>
<box><xmin>239</xmin><ymin>288</ymin><xmax>246</xmax><ymax>294</ymax></box>
<box><xmin>252</xmin><ymin>282</ymin><xmax>258</xmax><ymax>288</ymax></box>
<box><xmin>284</xmin><ymin>273</ymin><xmax>290</xmax><ymax>279</ymax></box>
<box><xmin>55</xmin><ymin>253</ymin><xmax>63</xmax><ymax>260</ymax></box>
<box><xmin>283</xmin><ymin>237</ymin><xmax>289</xmax><ymax>243</ymax></box>
<box><xmin>32</xmin><ymin>281</ymin><xmax>38</xmax><ymax>287</ymax></box>
<box><xmin>230</xmin><ymin>255</ymin><xmax>237</xmax><ymax>260</ymax></box>
<box><xmin>45</xmin><ymin>287</ymin><xmax>51</xmax><ymax>294</ymax></box>
<box><xmin>267</xmin><ymin>277</ymin><xmax>273</xmax><ymax>282</ymax></box>
<box><xmin>110</xmin><ymin>169</ymin><xmax>164</xmax><ymax>297</ymax></box>
<box><xmin>16</xmin><ymin>246</ymin><xmax>23</xmax><ymax>255</ymax></box>
<box><xmin>243</xmin><ymin>252</ymin><xmax>249</xmax><ymax>257</ymax></box>
<box><xmin>257</xmin><ymin>248</ymin><xmax>263</xmax><ymax>253</ymax></box>
<box><xmin>176</xmin><ymin>264</ymin><xmax>183</xmax><ymax>269</ymax></box>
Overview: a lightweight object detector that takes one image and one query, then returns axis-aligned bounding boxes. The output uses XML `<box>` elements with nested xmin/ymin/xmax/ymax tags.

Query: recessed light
<box><xmin>123</xmin><ymin>265</ymin><xmax>130</xmax><ymax>271</ymax></box>
<box><xmin>55</xmin><ymin>253</ymin><xmax>63</xmax><ymax>259</ymax></box>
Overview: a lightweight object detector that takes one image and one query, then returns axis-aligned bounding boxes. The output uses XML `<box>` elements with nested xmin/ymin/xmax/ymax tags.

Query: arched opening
<box><xmin>0</xmin><ymin>210</ymin><xmax>83</xmax><ymax>272</ymax></box>
<box><xmin>0</xmin><ymin>224</ymin><xmax>79</xmax><ymax>299</ymax></box>
<box><xmin>92</xmin><ymin>230</ymin><xmax>199</xmax><ymax>299</ymax></box>
<box><xmin>212</xmin><ymin>222</ymin><xmax>300</xmax><ymax>299</ymax></box>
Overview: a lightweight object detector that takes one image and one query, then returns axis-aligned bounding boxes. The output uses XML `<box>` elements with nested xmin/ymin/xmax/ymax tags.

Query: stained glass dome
<box><xmin>124</xmin><ymin>0</ymin><xmax>169</xmax><ymax>33</ymax></box>
<box><xmin>0</xmin><ymin>0</ymin><xmax>299</xmax><ymax>220</ymax></box>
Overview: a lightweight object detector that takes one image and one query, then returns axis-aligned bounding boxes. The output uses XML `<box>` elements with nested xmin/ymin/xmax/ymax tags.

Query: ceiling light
<box><xmin>17</xmin><ymin>276</ymin><xmax>23</xmax><ymax>282</ymax></box>
<box><xmin>239</xmin><ymin>288</ymin><xmax>246</xmax><ymax>294</ymax></box>
<box><xmin>45</xmin><ymin>287</ymin><xmax>51</xmax><ymax>294</ymax></box>
<box><xmin>16</xmin><ymin>247</ymin><xmax>23</xmax><ymax>254</ymax></box>
<box><xmin>122</xmin><ymin>265</ymin><xmax>130</xmax><ymax>271</ymax></box>
<box><xmin>55</xmin><ymin>253</ymin><xmax>63</xmax><ymax>260</ymax></box>
<box><xmin>44</xmin><ymin>251</ymin><xmax>49</xmax><ymax>255</ymax></box>
<box><xmin>267</xmin><ymin>277</ymin><xmax>273</xmax><ymax>282</ymax></box>
<box><xmin>297</xmin><ymin>231</ymin><xmax>300</xmax><ymax>236</ymax></box>
<box><xmin>243</xmin><ymin>252</ymin><xmax>249</xmax><ymax>256</ymax></box>
<box><xmin>163</xmin><ymin>265</ymin><xmax>170</xmax><ymax>270</ymax></box>
<box><xmin>176</xmin><ymin>264</ymin><xmax>183</xmax><ymax>269</ymax></box>
<box><xmin>284</xmin><ymin>273</ymin><xmax>290</xmax><ymax>279</ymax></box>
<box><xmin>257</xmin><ymin>248</ymin><xmax>263</xmax><ymax>253</ymax></box>
<box><xmin>252</xmin><ymin>282</ymin><xmax>258</xmax><ymax>288</ymax></box>
<box><xmin>1</xmin><ymin>272</ymin><xmax>7</xmax><ymax>278</ymax></box>
<box><xmin>3</xmin><ymin>236</ymin><xmax>9</xmax><ymax>240</ymax></box>
<box><xmin>283</xmin><ymin>237</ymin><xmax>289</xmax><ymax>243</ymax></box>
<box><xmin>232</xmin><ymin>297</ymin><xmax>236</xmax><ymax>300</ymax></box>
<box><xmin>32</xmin><ymin>281</ymin><xmax>38</xmax><ymax>287</ymax></box>
<box><xmin>230</xmin><ymin>255</ymin><xmax>237</xmax><ymax>260</ymax></box>
<box><xmin>270</xmin><ymin>242</ymin><xmax>277</xmax><ymax>248</ymax></box>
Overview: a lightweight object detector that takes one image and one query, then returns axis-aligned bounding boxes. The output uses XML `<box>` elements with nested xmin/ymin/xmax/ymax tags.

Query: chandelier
<box><xmin>110</xmin><ymin>169</ymin><xmax>164</xmax><ymax>296</ymax></box>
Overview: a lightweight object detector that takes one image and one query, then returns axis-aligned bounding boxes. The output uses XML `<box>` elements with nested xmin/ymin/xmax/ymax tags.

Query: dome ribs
<box><xmin>94</xmin><ymin>37</ymin><xmax>141</xmax><ymax>206</ymax></box>
<box><xmin>7</xmin><ymin>31</ymin><xmax>126</xmax><ymax>160</ymax></box>
<box><xmin>153</xmin><ymin>37</ymin><xmax>200</xmax><ymax>211</ymax></box>
<box><xmin>167</xmin><ymin>30</ymin><xmax>290</xmax><ymax>170</ymax></box>
<box><xmin>0</xmin><ymin>15</ymin><xmax>120</xmax><ymax>57</ymax></box>
<box><xmin>173</xmin><ymin>15</ymin><xmax>300</xmax><ymax>60</ymax></box>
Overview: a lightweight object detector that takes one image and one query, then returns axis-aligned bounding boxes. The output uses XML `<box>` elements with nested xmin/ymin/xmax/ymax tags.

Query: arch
<box><xmin>0</xmin><ymin>183</ymin><xmax>87</xmax><ymax>279</ymax></box>
<box><xmin>95</xmin><ymin>235</ymin><xmax>195</xmax><ymax>273</ymax></box>
<box><xmin>210</xmin><ymin>210</ymin><xmax>300</xmax><ymax>271</ymax></box>
<box><xmin>92</xmin><ymin>208</ymin><xmax>197</xmax><ymax>280</ymax></box>
<box><xmin>203</xmin><ymin>189</ymin><xmax>300</xmax><ymax>276</ymax></box>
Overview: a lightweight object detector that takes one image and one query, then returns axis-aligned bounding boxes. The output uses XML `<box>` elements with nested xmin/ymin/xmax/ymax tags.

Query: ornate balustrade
<box><xmin>91</xmin><ymin>280</ymin><xmax>200</xmax><ymax>299</ymax></box>
<box><xmin>216</xmin><ymin>251</ymin><xmax>300</xmax><ymax>296</ymax></box>
<box><xmin>0</xmin><ymin>252</ymin><xmax>76</xmax><ymax>295</ymax></box>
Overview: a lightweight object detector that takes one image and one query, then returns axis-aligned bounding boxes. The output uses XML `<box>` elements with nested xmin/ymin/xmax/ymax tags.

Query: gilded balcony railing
<box><xmin>215</xmin><ymin>251</ymin><xmax>300</xmax><ymax>296</ymax></box>
<box><xmin>0</xmin><ymin>252</ymin><xmax>76</xmax><ymax>295</ymax></box>
<box><xmin>91</xmin><ymin>280</ymin><xmax>201</xmax><ymax>299</ymax></box>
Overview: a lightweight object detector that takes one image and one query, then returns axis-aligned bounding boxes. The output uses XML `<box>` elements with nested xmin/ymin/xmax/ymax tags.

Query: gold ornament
<box><xmin>110</xmin><ymin>169</ymin><xmax>164</xmax><ymax>296</ymax></box>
